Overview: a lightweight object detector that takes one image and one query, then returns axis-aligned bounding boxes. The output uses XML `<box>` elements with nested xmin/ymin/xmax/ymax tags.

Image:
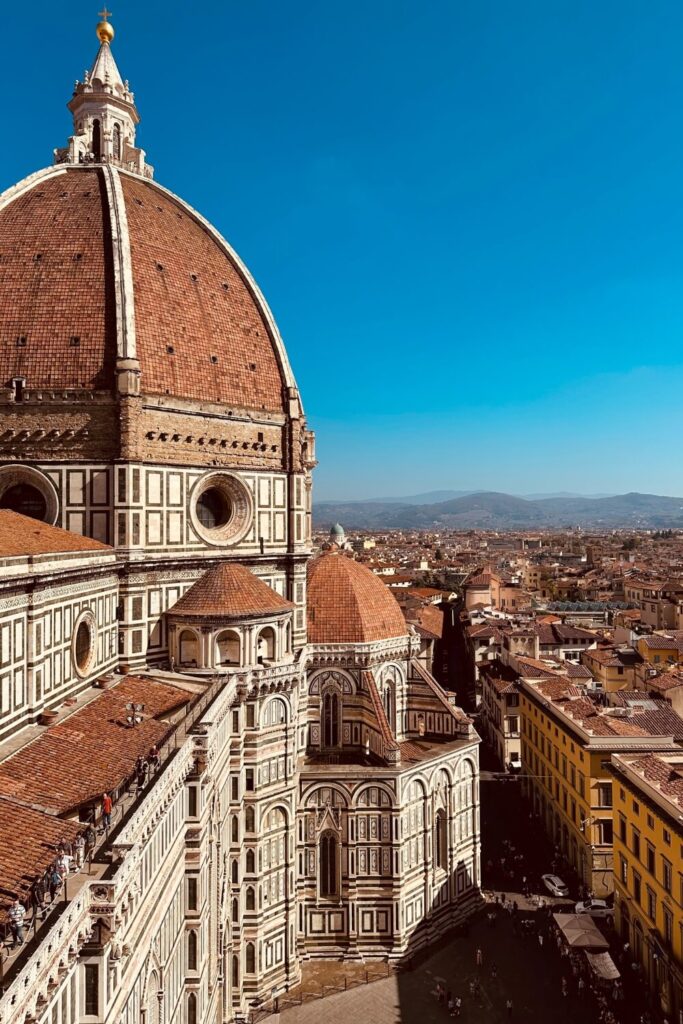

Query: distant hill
<box><xmin>313</xmin><ymin>491</ymin><xmax>683</xmax><ymax>531</ymax></box>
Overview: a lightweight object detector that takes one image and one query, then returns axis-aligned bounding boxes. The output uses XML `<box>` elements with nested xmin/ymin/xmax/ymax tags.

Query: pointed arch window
<box><xmin>113</xmin><ymin>122</ymin><xmax>121</xmax><ymax>160</ymax></box>
<box><xmin>232</xmin><ymin>955</ymin><xmax>239</xmax><ymax>989</ymax></box>
<box><xmin>187</xmin><ymin>930</ymin><xmax>198</xmax><ymax>971</ymax></box>
<box><xmin>231</xmin><ymin>860</ymin><xmax>238</xmax><ymax>884</ymax></box>
<box><xmin>246</xmin><ymin>942</ymin><xmax>255</xmax><ymax>974</ymax></box>
<box><xmin>435</xmin><ymin>808</ymin><xmax>448</xmax><ymax>870</ymax></box>
<box><xmin>246</xmin><ymin>849</ymin><xmax>255</xmax><ymax>874</ymax></box>
<box><xmin>188</xmin><ymin>993</ymin><xmax>197</xmax><ymax>1024</ymax></box>
<box><xmin>231</xmin><ymin>898</ymin><xmax>238</xmax><ymax>924</ymax></box>
<box><xmin>92</xmin><ymin>118</ymin><xmax>102</xmax><ymax>161</ymax></box>
<box><xmin>246</xmin><ymin>886</ymin><xmax>255</xmax><ymax>911</ymax></box>
<box><xmin>322</xmin><ymin>690</ymin><xmax>340</xmax><ymax>747</ymax></box>
<box><xmin>245</xmin><ymin>807</ymin><xmax>255</xmax><ymax>832</ymax></box>
<box><xmin>319</xmin><ymin>830</ymin><xmax>339</xmax><ymax>898</ymax></box>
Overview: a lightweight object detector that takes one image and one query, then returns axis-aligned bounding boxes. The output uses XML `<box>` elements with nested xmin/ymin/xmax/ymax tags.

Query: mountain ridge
<box><xmin>314</xmin><ymin>491</ymin><xmax>683</xmax><ymax>530</ymax></box>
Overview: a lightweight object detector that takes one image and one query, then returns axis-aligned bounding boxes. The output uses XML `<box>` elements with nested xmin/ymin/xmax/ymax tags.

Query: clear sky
<box><xmin>3</xmin><ymin>1</ymin><xmax>683</xmax><ymax>500</ymax></box>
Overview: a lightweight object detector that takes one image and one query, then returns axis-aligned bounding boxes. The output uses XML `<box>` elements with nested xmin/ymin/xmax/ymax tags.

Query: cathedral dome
<box><xmin>307</xmin><ymin>550</ymin><xmax>408</xmax><ymax>644</ymax></box>
<box><xmin>0</xmin><ymin>165</ymin><xmax>295</xmax><ymax>411</ymax></box>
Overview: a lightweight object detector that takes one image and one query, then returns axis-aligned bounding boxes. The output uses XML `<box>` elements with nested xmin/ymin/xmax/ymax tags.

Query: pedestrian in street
<box><xmin>578</xmin><ymin>977</ymin><xmax>585</xmax><ymax>998</ymax></box>
<box><xmin>447</xmin><ymin>991</ymin><xmax>454</xmax><ymax>1014</ymax></box>
<box><xmin>436</xmin><ymin>981</ymin><xmax>444</xmax><ymax>1004</ymax></box>
<box><xmin>476</xmin><ymin>947</ymin><xmax>483</xmax><ymax>969</ymax></box>
<box><xmin>491</xmin><ymin>962</ymin><xmax>498</xmax><ymax>980</ymax></box>
<box><xmin>538</xmin><ymin>932</ymin><xmax>544</xmax><ymax>950</ymax></box>
<box><xmin>8</xmin><ymin>898</ymin><xmax>26</xmax><ymax>947</ymax></box>
<box><xmin>561</xmin><ymin>976</ymin><xmax>568</xmax><ymax>998</ymax></box>
<box><xmin>506</xmin><ymin>998</ymin><xmax>513</xmax><ymax>1018</ymax></box>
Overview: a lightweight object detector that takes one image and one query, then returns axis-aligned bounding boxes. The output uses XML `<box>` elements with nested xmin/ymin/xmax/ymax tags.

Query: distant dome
<box><xmin>330</xmin><ymin>523</ymin><xmax>345</xmax><ymax>537</ymax></box>
<box><xmin>169</xmin><ymin>562</ymin><xmax>292</xmax><ymax>621</ymax></box>
<box><xmin>307</xmin><ymin>550</ymin><xmax>408</xmax><ymax>644</ymax></box>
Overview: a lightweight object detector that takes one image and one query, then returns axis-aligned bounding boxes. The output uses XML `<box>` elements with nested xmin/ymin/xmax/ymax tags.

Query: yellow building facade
<box><xmin>520</xmin><ymin>681</ymin><xmax>679</xmax><ymax>897</ymax></box>
<box><xmin>611</xmin><ymin>752</ymin><xmax>683</xmax><ymax>1021</ymax></box>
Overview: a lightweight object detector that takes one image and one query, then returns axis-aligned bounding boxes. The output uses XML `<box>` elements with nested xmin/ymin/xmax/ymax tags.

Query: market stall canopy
<box><xmin>585</xmin><ymin>951</ymin><xmax>620</xmax><ymax>980</ymax></box>
<box><xmin>553</xmin><ymin>913</ymin><xmax>609</xmax><ymax>950</ymax></box>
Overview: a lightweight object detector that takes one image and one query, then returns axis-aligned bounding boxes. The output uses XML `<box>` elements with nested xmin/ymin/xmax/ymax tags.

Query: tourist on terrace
<box><xmin>74</xmin><ymin>833</ymin><xmax>86</xmax><ymax>869</ymax></box>
<box><xmin>102</xmin><ymin>792</ymin><xmax>112</xmax><ymax>830</ymax></box>
<box><xmin>8</xmin><ymin>898</ymin><xmax>26</xmax><ymax>947</ymax></box>
<box><xmin>148</xmin><ymin>744</ymin><xmax>160</xmax><ymax>771</ymax></box>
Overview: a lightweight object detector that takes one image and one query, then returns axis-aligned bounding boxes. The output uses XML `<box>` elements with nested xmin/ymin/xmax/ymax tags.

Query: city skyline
<box><xmin>3</xmin><ymin>1</ymin><xmax>683</xmax><ymax>501</ymax></box>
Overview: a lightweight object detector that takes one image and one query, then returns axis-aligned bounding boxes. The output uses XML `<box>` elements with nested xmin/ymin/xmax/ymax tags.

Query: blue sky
<box><xmin>3</xmin><ymin>1</ymin><xmax>683</xmax><ymax>500</ymax></box>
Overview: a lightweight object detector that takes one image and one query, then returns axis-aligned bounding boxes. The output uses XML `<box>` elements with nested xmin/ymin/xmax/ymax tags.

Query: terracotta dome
<box><xmin>307</xmin><ymin>550</ymin><xmax>408</xmax><ymax>644</ymax></box>
<box><xmin>169</xmin><ymin>562</ymin><xmax>292</xmax><ymax>620</ymax></box>
<box><xmin>0</xmin><ymin>165</ymin><xmax>295</xmax><ymax>410</ymax></box>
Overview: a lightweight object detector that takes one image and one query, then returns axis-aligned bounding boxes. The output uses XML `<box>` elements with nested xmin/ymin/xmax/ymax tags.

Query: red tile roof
<box><xmin>0</xmin><ymin>169</ymin><xmax>116</xmax><ymax>389</ymax></box>
<box><xmin>0</xmin><ymin>511</ymin><xmax>111</xmax><ymax>557</ymax></box>
<box><xmin>0</xmin><ymin>168</ymin><xmax>291</xmax><ymax>412</ymax></box>
<box><xmin>121</xmin><ymin>175</ymin><xmax>288</xmax><ymax>411</ymax></box>
<box><xmin>0</xmin><ymin>800</ymin><xmax>81</xmax><ymax>915</ymax></box>
<box><xmin>307</xmin><ymin>551</ymin><xmax>408</xmax><ymax>644</ymax></box>
<box><xmin>169</xmin><ymin>562</ymin><xmax>292</xmax><ymax>619</ymax></box>
<box><xmin>0</xmin><ymin>676</ymin><xmax>190</xmax><ymax>815</ymax></box>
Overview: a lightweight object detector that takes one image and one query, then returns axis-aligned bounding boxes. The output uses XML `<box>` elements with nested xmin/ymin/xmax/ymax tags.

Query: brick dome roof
<box><xmin>0</xmin><ymin>165</ymin><xmax>296</xmax><ymax>411</ymax></box>
<box><xmin>169</xmin><ymin>562</ymin><xmax>292</xmax><ymax>620</ymax></box>
<box><xmin>307</xmin><ymin>550</ymin><xmax>409</xmax><ymax>644</ymax></box>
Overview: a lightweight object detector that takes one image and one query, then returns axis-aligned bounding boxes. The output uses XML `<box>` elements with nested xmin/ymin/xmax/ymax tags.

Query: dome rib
<box><xmin>169</xmin><ymin>562</ymin><xmax>293</xmax><ymax>620</ymax></box>
<box><xmin>306</xmin><ymin>551</ymin><xmax>408</xmax><ymax>644</ymax></box>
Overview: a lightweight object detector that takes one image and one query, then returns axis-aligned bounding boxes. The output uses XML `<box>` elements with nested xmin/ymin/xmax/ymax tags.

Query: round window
<box><xmin>196</xmin><ymin>487</ymin><xmax>232</xmax><ymax>530</ymax></box>
<box><xmin>72</xmin><ymin>611</ymin><xmax>96</xmax><ymax>678</ymax></box>
<box><xmin>0</xmin><ymin>466</ymin><xmax>59</xmax><ymax>525</ymax></box>
<box><xmin>0</xmin><ymin>483</ymin><xmax>47</xmax><ymax>521</ymax></box>
<box><xmin>189</xmin><ymin>473</ymin><xmax>252</xmax><ymax>547</ymax></box>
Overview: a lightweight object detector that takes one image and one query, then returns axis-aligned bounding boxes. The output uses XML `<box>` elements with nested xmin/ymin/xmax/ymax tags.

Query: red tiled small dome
<box><xmin>307</xmin><ymin>550</ymin><xmax>408</xmax><ymax>644</ymax></box>
<box><xmin>169</xmin><ymin>562</ymin><xmax>292</xmax><ymax>620</ymax></box>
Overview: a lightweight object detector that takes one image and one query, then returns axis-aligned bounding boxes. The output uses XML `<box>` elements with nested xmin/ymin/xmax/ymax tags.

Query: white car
<box><xmin>575</xmin><ymin>899</ymin><xmax>613</xmax><ymax>918</ymax></box>
<box><xmin>542</xmin><ymin>874</ymin><xmax>569</xmax><ymax>898</ymax></box>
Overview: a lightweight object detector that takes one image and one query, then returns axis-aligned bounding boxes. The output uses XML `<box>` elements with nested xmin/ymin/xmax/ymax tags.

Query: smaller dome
<box><xmin>330</xmin><ymin>523</ymin><xmax>345</xmax><ymax>538</ymax></box>
<box><xmin>307</xmin><ymin>550</ymin><xmax>408</xmax><ymax>644</ymax></box>
<box><xmin>169</xmin><ymin>562</ymin><xmax>292</xmax><ymax>621</ymax></box>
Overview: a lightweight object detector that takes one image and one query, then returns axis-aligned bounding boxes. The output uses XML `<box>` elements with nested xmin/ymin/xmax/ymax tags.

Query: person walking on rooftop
<box><xmin>74</xmin><ymin>833</ymin><xmax>85</xmax><ymax>870</ymax></box>
<box><xmin>102</xmin><ymin>792</ymin><xmax>112</xmax><ymax>831</ymax></box>
<box><xmin>8</xmin><ymin>898</ymin><xmax>26</xmax><ymax>947</ymax></box>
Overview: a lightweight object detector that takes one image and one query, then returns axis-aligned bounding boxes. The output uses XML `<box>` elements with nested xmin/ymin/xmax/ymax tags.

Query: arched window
<box><xmin>246</xmin><ymin>849</ymin><xmax>255</xmax><ymax>874</ymax></box>
<box><xmin>231</xmin><ymin>816</ymin><xmax>239</xmax><ymax>843</ymax></box>
<box><xmin>231</xmin><ymin>898</ymin><xmax>238</xmax><ymax>923</ymax></box>
<box><xmin>319</xmin><ymin>830</ymin><xmax>338</xmax><ymax>898</ymax></box>
<box><xmin>231</xmin><ymin>860</ymin><xmax>238</xmax><ymax>884</ymax></box>
<box><xmin>179</xmin><ymin>630</ymin><xmax>199</xmax><ymax>667</ymax></box>
<box><xmin>383</xmin><ymin>685</ymin><xmax>394</xmax><ymax>731</ymax></box>
<box><xmin>257</xmin><ymin>627</ymin><xmax>276</xmax><ymax>664</ymax></box>
<box><xmin>92</xmin><ymin>118</ymin><xmax>102</xmax><ymax>161</ymax></box>
<box><xmin>245</xmin><ymin>807</ymin><xmax>255</xmax><ymax>832</ymax></box>
<box><xmin>435</xmin><ymin>808</ymin><xmax>447</xmax><ymax>870</ymax></box>
<box><xmin>246</xmin><ymin>886</ymin><xmax>255</xmax><ymax>911</ymax></box>
<box><xmin>187</xmin><ymin>930</ymin><xmax>198</xmax><ymax>970</ymax></box>
<box><xmin>216</xmin><ymin>630</ymin><xmax>240</xmax><ymax>666</ymax></box>
<box><xmin>322</xmin><ymin>691</ymin><xmax>340</xmax><ymax>747</ymax></box>
<box><xmin>188</xmin><ymin>993</ymin><xmax>197</xmax><ymax>1024</ymax></box>
<box><xmin>232</xmin><ymin>955</ymin><xmax>239</xmax><ymax>989</ymax></box>
<box><xmin>113</xmin><ymin>122</ymin><xmax>121</xmax><ymax>160</ymax></box>
<box><xmin>246</xmin><ymin>942</ymin><xmax>255</xmax><ymax>974</ymax></box>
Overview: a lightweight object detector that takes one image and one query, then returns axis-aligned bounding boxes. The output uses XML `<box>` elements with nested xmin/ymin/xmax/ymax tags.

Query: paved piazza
<box><xmin>279</xmin><ymin>908</ymin><xmax>590</xmax><ymax>1024</ymax></box>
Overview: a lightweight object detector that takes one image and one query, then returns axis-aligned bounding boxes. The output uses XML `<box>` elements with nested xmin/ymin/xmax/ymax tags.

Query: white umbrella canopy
<box><xmin>553</xmin><ymin>913</ymin><xmax>610</xmax><ymax>950</ymax></box>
